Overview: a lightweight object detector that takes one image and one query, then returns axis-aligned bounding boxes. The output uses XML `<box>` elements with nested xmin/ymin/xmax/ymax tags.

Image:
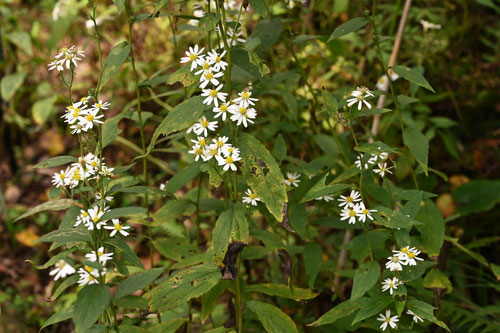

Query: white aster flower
<box><xmin>191</xmin><ymin>136</ymin><xmax>208</xmax><ymax>148</ymax></box>
<box><xmin>48</xmin><ymin>45</ymin><xmax>85</xmax><ymax>72</ymax></box>
<box><xmin>207</xmin><ymin>49</ymin><xmax>228</xmax><ymax>72</ymax></box>
<box><xmin>85</xmin><ymin>247</ymin><xmax>114</xmax><ymax>265</ymax></box>
<box><xmin>355</xmin><ymin>202</ymin><xmax>376</xmax><ymax>223</ymax></box>
<box><xmin>63</xmin><ymin>103</ymin><xmax>88</xmax><ymax>124</ymax></box>
<box><xmin>315</xmin><ymin>195</ymin><xmax>334</xmax><ymax>202</ymax></box>
<box><xmin>284</xmin><ymin>172</ymin><xmax>301</xmax><ymax>187</ymax></box>
<box><xmin>202</xmin><ymin>143</ymin><xmax>220</xmax><ymax>162</ymax></box>
<box><xmin>338</xmin><ymin>190</ymin><xmax>361</xmax><ymax>208</ymax></box>
<box><xmin>201</xmin><ymin>84</ymin><xmax>227</xmax><ymax>107</ymax></box>
<box><xmin>381</xmin><ymin>277</ymin><xmax>402</xmax><ymax>295</ymax></box>
<box><xmin>347</xmin><ymin>94</ymin><xmax>372</xmax><ymax>110</ymax></box>
<box><xmin>192</xmin><ymin>116</ymin><xmax>218</xmax><ymax>137</ymax></box>
<box><xmin>213</xmin><ymin>102</ymin><xmax>230</xmax><ymax>121</ymax></box>
<box><xmin>215</xmin><ymin>154</ymin><xmax>241</xmax><ymax>171</ymax></box>
<box><xmin>86</xmin><ymin>206</ymin><xmax>108</xmax><ymax>231</ymax></box>
<box><xmin>199</xmin><ymin>70</ymin><xmax>224</xmax><ymax>89</ymax></box>
<box><xmin>221</xmin><ymin>145</ymin><xmax>240</xmax><ymax>157</ymax></box>
<box><xmin>188</xmin><ymin>144</ymin><xmax>204</xmax><ymax>161</ymax></box>
<box><xmin>355</xmin><ymin>153</ymin><xmax>374</xmax><ymax>170</ymax></box>
<box><xmin>377</xmin><ymin>310</ymin><xmax>399</xmax><ymax>331</ymax></box>
<box><xmin>79</xmin><ymin>108</ymin><xmax>104</xmax><ymax>131</ymax></box>
<box><xmin>385</xmin><ymin>255</ymin><xmax>404</xmax><ymax>271</ymax></box>
<box><xmin>52</xmin><ymin>167</ymin><xmax>71</xmax><ymax>187</ymax></box>
<box><xmin>75</xmin><ymin>209</ymin><xmax>91</xmax><ymax>227</ymax></box>
<box><xmin>420</xmin><ymin>19</ymin><xmax>442</xmax><ymax>32</ymax></box>
<box><xmin>376</xmin><ymin>73</ymin><xmax>400</xmax><ymax>91</ymax></box>
<box><xmin>95</xmin><ymin>192</ymin><xmax>113</xmax><ymax>202</ymax></box>
<box><xmin>340</xmin><ymin>206</ymin><xmax>358</xmax><ymax>224</ymax></box>
<box><xmin>373</xmin><ymin>162</ymin><xmax>394</xmax><ymax>178</ymax></box>
<box><xmin>229</xmin><ymin>105</ymin><xmax>257</xmax><ymax>127</ymax></box>
<box><xmin>77</xmin><ymin>266</ymin><xmax>103</xmax><ymax>286</ymax></box>
<box><xmin>394</xmin><ymin>246</ymin><xmax>423</xmax><ymax>266</ymax></box>
<box><xmin>104</xmin><ymin>219</ymin><xmax>131</xmax><ymax>237</ymax></box>
<box><xmin>226</xmin><ymin>27</ymin><xmax>246</xmax><ymax>46</ymax></box>
<box><xmin>93</xmin><ymin>100</ymin><xmax>110</xmax><ymax>111</ymax></box>
<box><xmin>49</xmin><ymin>260</ymin><xmax>76</xmax><ymax>281</ymax></box>
<box><xmin>406</xmin><ymin>309</ymin><xmax>424</xmax><ymax>323</ymax></box>
<box><xmin>233</xmin><ymin>90</ymin><xmax>258</xmax><ymax>108</ymax></box>
<box><xmin>180</xmin><ymin>45</ymin><xmax>205</xmax><ymax>71</ymax></box>
<box><xmin>194</xmin><ymin>59</ymin><xmax>214</xmax><ymax>76</ymax></box>
<box><xmin>242</xmin><ymin>188</ymin><xmax>260</xmax><ymax>206</ymax></box>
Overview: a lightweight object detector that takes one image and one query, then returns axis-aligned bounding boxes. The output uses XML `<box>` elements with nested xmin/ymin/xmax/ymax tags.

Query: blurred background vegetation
<box><xmin>0</xmin><ymin>0</ymin><xmax>498</xmax><ymax>331</ymax></box>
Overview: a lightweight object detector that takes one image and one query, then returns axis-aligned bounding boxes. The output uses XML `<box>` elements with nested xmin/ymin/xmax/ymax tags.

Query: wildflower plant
<box><xmin>15</xmin><ymin>0</ymin><xmax>464</xmax><ymax>332</ymax></box>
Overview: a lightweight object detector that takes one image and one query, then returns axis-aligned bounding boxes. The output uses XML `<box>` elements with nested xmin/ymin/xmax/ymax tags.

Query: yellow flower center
<box><xmin>91</xmin><ymin>161</ymin><xmax>97</xmax><ymax>167</ymax></box>
<box><xmin>239</xmin><ymin>107</ymin><xmax>247</xmax><ymax>115</ymax></box>
<box><xmin>408</xmin><ymin>252</ymin><xmax>415</xmax><ymax>258</ymax></box>
<box><xmin>84</xmin><ymin>265</ymin><xmax>93</xmax><ymax>273</ymax></box>
<box><xmin>401</xmin><ymin>247</ymin><xmax>408</xmax><ymax>253</ymax></box>
<box><xmin>73</xmin><ymin>111</ymin><xmax>79</xmax><ymax>118</ymax></box>
<box><xmin>199</xmin><ymin>139</ymin><xmax>206</xmax><ymax>146</ymax></box>
<box><xmin>227</xmin><ymin>147</ymin><xmax>234</xmax><ymax>153</ymax></box>
<box><xmin>389</xmin><ymin>283</ymin><xmax>394</xmax><ymax>288</ymax></box>
<box><xmin>97</xmin><ymin>251</ymin><xmax>103</xmax><ymax>256</ymax></box>
<box><xmin>96</xmin><ymin>103</ymin><xmax>102</xmax><ymax>108</ymax></box>
<box><xmin>115</xmin><ymin>224</ymin><xmax>122</xmax><ymax>230</ymax></box>
<box><xmin>356</xmin><ymin>95</ymin><xmax>364</xmax><ymax>101</ymax></box>
<box><xmin>56</xmin><ymin>260</ymin><xmax>66</xmax><ymax>269</ymax></box>
<box><xmin>241</xmin><ymin>92</ymin><xmax>250</xmax><ymax>99</ymax></box>
<box><xmin>220</xmin><ymin>104</ymin><xmax>228</xmax><ymax>112</ymax></box>
<box><xmin>88</xmin><ymin>275</ymin><xmax>95</xmax><ymax>281</ymax></box>
<box><xmin>210</xmin><ymin>90</ymin><xmax>218</xmax><ymax>97</ymax></box>
<box><xmin>391</xmin><ymin>256</ymin><xmax>399</xmax><ymax>262</ymax></box>
<box><xmin>226</xmin><ymin>156</ymin><xmax>234</xmax><ymax>164</ymax></box>
<box><xmin>346</xmin><ymin>196</ymin><xmax>353</xmax><ymax>203</ymax></box>
<box><xmin>249</xmin><ymin>193</ymin><xmax>256</xmax><ymax>199</ymax></box>
<box><xmin>86</xmin><ymin>114</ymin><xmax>95</xmax><ymax>121</ymax></box>
<box><xmin>349</xmin><ymin>210</ymin><xmax>356</xmax><ymax>217</ymax></box>
<box><xmin>189</xmin><ymin>54</ymin><xmax>197</xmax><ymax>61</ymax></box>
<box><xmin>59</xmin><ymin>173</ymin><xmax>66</xmax><ymax>179</ymax></box>
<box><xmin>363</xmin><ymin>209</ymin><xmax>368</xmax><ymax>215</ymax></box>
<box><xmin>201</xmin><ymin>120</ymin><xmax>209</xmax><ymax>128</ymax></box>
<box><xmin>210</xmin><ymin>148</ymin><xmax>218</xmax><ymax>155</ymax></box>
<box><xmin>195</xmin><ymin>147</ymin><xmax>203</xmax><ymax>155</ymax></box>
<box><xmin>216</xmin><ymin>56</ymin><xmax>221</xmax><ymax>62</ymax></box>
<box><xmin>93</xmin><ymin>216</ymin><xmax>99</xmax><ymax>222</ymax></box>
<box><xmin>82</xmin><ymin>212</ymin><xmax>88</xmax><ymax>217</ymax></box>
<box><xmin>203</xmin><ymin>62</ymin><xmax>210</xmax><ymax>70</ymax></box>
<box><xmin>80</xmin><ymin>97</ymin><xmax>87</xmax><ymax>102</ymax></box>
<box><xmin>65</xmin><ymin>54</ymin><xmax>73</xmax><ymax>60</ymax></box>
<box><xmin>60</xmin><ymin>47</ymin><xmax>68</xmax><ymax>53</ymax></box>
<box><xmin>385</xmin><ymin>318</ymin><xmax>391</xmax><ymax>323</ymax></box>
<box><xmin>205</xmin><ymin>72</ymin><xmax>214</xmax><ymax>80</ymax></box>
<box><xmin>217</xmin><ymin>140</ymin><xmax>223</xmax><ymax>147</ymax></box>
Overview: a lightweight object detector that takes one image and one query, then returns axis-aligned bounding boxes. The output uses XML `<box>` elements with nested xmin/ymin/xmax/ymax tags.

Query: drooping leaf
<box><xmin>309</xmin><ymin>297</ymin><xmax>370</xmax><ymax>326</ymax></box>
<box><xmin>415</xmin><ymin>200</ymin><xmax>445</xmax><ymax>257</ymax></box>
<box><xmin>351</xmin><ymin>261</ymin><xmax>380</xmax><ymax>300</ymax></box>
<box><xmin>406</xmin><ymin>297</ymin><xmax>450</xmax><ymax>331</ymax></box>
<box><xmin>15</xmin><ymin>199</ymin><xmax>75</xmax><ymax>222</ymax></box>
<box><xmin>246</xmin><ymin>300</ymin><xmax>299</xmax><ymax>333</ymax></box>
<box><xmin>33</xmin><ymin>156</ymin><xmax>78</xmax><ymax>168</ymax></box>
<box><xmin>1</xmin><ymin>72</ymin><xmax>27</xmax><ymax>101</ymax></box>
<box><xmin>392</xmin><ymin>65</ymin><xmax>435</xmax><ymax>92</ymax></box>
<box><xmin>50</xmin><ymin>275</ymin><xmax>79</xmax><ymax>301</ymax></box>
<box><xmin>149</xmin><ymin>264</ymin><xmax>221</xmax><ymax>312</ymax></box>
<box><xmin>243</xmin><ymin>283</ymin><xmax>318</xmax><ymax>300</ymax></box>
<box><xmin>101</xmin><ymin>41</ymin><xmax>131</xmax><ymax>86</ymax></box>
<box><xmin>114</xmin><ymin>268</ymin><xmax>165</xmax><ymax>301</ymax></box>
<box><xmin>34</xmin><ymin>228</ymin><xmax>90</xmax><ymax>244</ymax></box>
<box><xmin>351</xmin><ymin>296</ymin><xmax>392</xmax><ymax>325</ymax></box>
<box><xmin>304</xmin><ymin>242</ymin><xmax>322</xmax><ymax>288</ymax></box>
<box><xmin>73</xmin><ymin>285</ymin><xmax>111</xmax><ymax>333</ymax></box>
<box><xmin>239</xmin><ymin>132</ymin><xmax>287</xmax><ymax>222</ymax></box>
<box><xmin>241</xmin><ymin>46</ymin><xmax>271</xmax><ymax>76</ymax></box>
<box><xmin>300</xmin><ymin>174</ymin><xmax>350</xmax><ymax>203</ymax></box>
<box><xmin>403</xmin><ymin>127</ymin><xmax>429</xmax><ymax>174</ymax></box>
<box><xmin>452</xmin><ymin>180</ymin><xmax>500</xmax><ymax>215</ymax></box>
<box><xmin>327</xmin><ymin>17</ymin><xmax>370</xmax><ymax>42</ymax></box>
<box><xmin>40</xmin><ymin>306</ymin><xmax>73</xmax><ymax>330</ymax></box>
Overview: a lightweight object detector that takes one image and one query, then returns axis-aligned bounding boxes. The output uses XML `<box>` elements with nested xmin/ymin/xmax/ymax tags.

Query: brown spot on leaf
<box><xmin>278</xmin><ymin>249</ymin><xmax>293</xmax><ymax>282</ymax></box>
<box><xmin>281</xmin><ymin>202</ymin><xmax>295</xmax><ymax>233</ymax></box>
<box><xmin>220</xmin><ymin>242</ymin><xmax>246</xmax><ymax>280</ymax></box>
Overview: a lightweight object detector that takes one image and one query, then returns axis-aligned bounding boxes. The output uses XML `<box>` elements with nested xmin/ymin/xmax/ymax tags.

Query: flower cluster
<box><xmin>385</xmin><ymin>246</ymin><xmax>423</xmax><ymax>271</ymax></box>
<box><xmin>77</xmin><ymin>247</ymin><xmax>114</xmax><ymax>286</ymax></box>
<box><xmin>355</xmin><ymin>149</ymin><xmax>394</xmax><ymax>178</ymax></box>
<box><xmin>52</xmin><ymin>153</ymin><xmax>113</xmax><ymax>189</ymax></box>
<box><xmin>189</xmin><ymin>1</ymin><xmax>247</xmax><ymax>27</ymax></box>
<box><xmin>62</xmin><ymin>97</ymin><xmax>110</xmax><ymax>134</ymax></box>
<box><xmin>338</xmin><ymin>190</ymin><xmax>377</xmax><ymax>224</ymax></box>
<box><xmin>48</xmin><ymin>45</ymin><xmax>85</xmax><ymax>72</ymax></box>
<box><xmin>347</xmin><ymin>86</ymin><xmax>374</xmax><ymax>110</ymax></box>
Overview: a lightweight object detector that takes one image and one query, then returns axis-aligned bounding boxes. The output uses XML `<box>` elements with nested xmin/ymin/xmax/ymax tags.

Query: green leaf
<box><xmin>139</xmin><ymin>74</ymin><xmax>171</xmax><ymax>87</ymax></box>
<box><xmin>167</xmin><ymin>65</ymin><xmax>197</xmax><ymax>87</ymax></box>
<box><xmin>153</xmin><ymin>237</ymin><xmax>199</xmax><ymax>261</ymax></box>
<box><xmin>273</xmin><ymin>134</ymin><xmax>287</xmax><ymax>162</ymax></box>
<box><xmin>354</xmin><ymin>141</ymin><xmax>398</xmax><ymax>155</ymax></box>
<box><xmin>327</xmin><ymin>17</ymin><xmax>370</xmax><ymax>42</ymax></box>
<box><xmin>355</xmin><ymin>107</ymin><xmax>392</xmax><ymax>118</ymax></box>
<box><xmin>392</xmin><ymin>65</ymin><xmax>435</xmax><ymax>92</ymax></box>
<box><xmin>1</xmin><ymin>72</ymin><xmax>27</xmax><ymax>101</ymax></box>
<box><xmin>309</xmin><ymin>297</ymin><xmax>369</xmax><ymax>326</ymax></box>
<box><xmin>241</xmin><ymin>46</ymin><xmax>271</xmax><ymax>77</ymax></box>
<box><xmin>101</xmin><ymin>115</ymin><xmax>123</xmax><ymax>148</ymax></box>
<box><xmin>149</xmin><ymin>264</ymin><xmax>221</xmax><ymax>312</ymax></box>
<box><xmin>301</xmin><ymin>174</ymin><xmax>350</xmax><ymax>203</ymax></box>
<box><xmin>201</xmin><ymin>281</ymin><xmax>228</xmax><ymax>324</ymax></box>
<box><xmin>304</xmin><ymin>242</ymin><xmax>322</xmax><ymax>288</ymax></box>
<box><xmin>114</xmin><ymin>267</ymin><xmax>165</xmax><ymax>301</ymax></box>
<box><xmin>452</xmin><ymin>180</ymin><xmax>500</xmax><ymax>215</ymax></box>
<box><xmin>40</xmin><ymin>306</ymin><xmax>73</xmax><ymax>330</ymax></box>
<box><xmin>106</xmin><ymin>238</ymin><xmax>145</xmax><ymax>269</ymax></box>
<box><xmin>29</xmin><ymin>246</ymin><xmax>77</xmax><ymax>269</ymax></box>
<box><xmin>406</xmin><ymin>297</ymin><xmax>450</xmax><ymax>331</ymax></box>
<box><xmin>423</xmin><ymin>269</ymin><xmax>453</xmax><ymax>294</ymax></box>
<box><xmin>101</xmin><ymin>41</ymin><xmax>131</xmax><ymax>86</ymax></box>
<box><xmin>322</xmin><ymin>89</ymin><xmax>338</xmax><ymax>120</ymax></box>
<box><xmin>243</xmin><ymin>283</ymin><xmax>318</xmax><ymax>300</ymax></box>
<box><xmin>15</xmin><ymin>199</ymin><xmax>75</xmax><ymax>222</ymax></box>
<box><xmin>199</xmin><ymin>12</ymin><xmax>221</xmax><ymax>32</ymax></box>
<box><xmin>147</xmin><ymin>96</ymin><xmax>207</xmax><ymax>155</ymax></box>
<box><xmin>239</xmin><ymin>132</ymin><xmax>287</xmax><ymax>222</ymax></box>
<box><xmin>165</xmin><ymin>161</ymin><xmax>202</xmax><ymax>193</ymax></box>
<box><xmin>249</xmin><ymin>0</ymin><xmax>268</xmax><ymax>18</ymax></box>
<box><xmin>50</xmin><ymin>275</ymin><xmax>79</xmax><ymax>301</ymax></box>
<box><xmin>34</xmin><ymin>228</ymin><xmax>91</xmax><ymax>244</ymax></box>
<box><xmin>211</xmin><ymin>202</ymin><xmax>249</xmax><ymax>266</ymax></box>
<box><xmin>246</xmin><ymin>300</ymin><xmax>299</xmax><ymax>333</ymax></box>
<box><xmin>119</xmin><ymin>186</ymin><xmax>166</xmax><ymax>195</ymax></box>
<box><xmin>400</xmin><ymin>261</ymin><xmax>435</xmax><ymax>282</ymax></box>
<box><xmin>201</xmin><ymin>162</ymin><xmax>223</xmax><ymax>187</ymax></box>
<box><xmin>146</xmin><ymin>319</ymin><xmax>187</xmax><ymax>333</ymax></box>
<box><xmin>351</xmin><ymin>261</ymin><xmax>380</xmax><ymax>300</ymax></box>
<box><xmin>351</xmin><ymin>296</ymin><xmax>392</xmax><ymax>325</ymax></box>
<box><xmin>415</xmin><ymin>200</ymin><xmax>445</xmax><ymax>257</ymax></box>
<box><xmin>403</xmin><ymin>127</ymin><xmax>429</xmax><ymax>174</ymax></box>
<box><xmin>33</xmin><ymin>156</ymin><xmax>78</xmax><ymax>168</ymax></box>
<box><xmin>250</xmin><ymin>18</ymin><xmax>282</xmax><ymax>51</ymax></box>
<box><xmin>375</xmin><ymin>207</ymin><xmax>424</xmax><ymax>229</ymax></box>
<box><xmin>113</xmin><ymin>0</ymin><xmax>125</xmax><ymax>13</ymax></box>
<box><xmin>73</xmin><ymin>285</ymin><xmax>111</xmax><ymax>333</ymax></box>
<box><xmin>101</xmin><ymin>206</ymin><xmax>146</xmax><ymax>220</ymax></box>
<box><xmin>7</xmin><ymin>31</ymin><xmax>32</xmax><ymax>56</ymax></box>
<box><xmin>32</xmin><ymin>96</ymin><xmax>57</xmax><ymax>126</ymax></box>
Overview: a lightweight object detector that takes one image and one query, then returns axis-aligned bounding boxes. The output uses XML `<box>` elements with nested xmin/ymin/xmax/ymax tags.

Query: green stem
<box><xmin>360</xmin><ymin>222</ymin><xmax>374</xmax><ymax>261</ymax></box>
<box><xmin>235</xmin><ymin>254</ymin><xmax>243</xmax><ymax>333</ymax></box>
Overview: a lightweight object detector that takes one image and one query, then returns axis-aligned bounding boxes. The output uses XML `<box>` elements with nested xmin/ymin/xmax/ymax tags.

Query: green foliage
<box><xmin>246</xmin><ymin>300</ymin><xmax>299</xmax><ymax>333</ymax></box>
<box><xmin>73</xmin><ymin>285</ymin><xmax>111</xmax><ymax>333</ymax></box>
<box><xmin>101</xmin><ymin>41</ymin><xmax>131</xmax><ymax>87</ymax></box>
<box><xmin>351</xmin><ymin>261</ymin><xmax>380</xmax><ymax>300</ymax></box>
<box><xmin>327</xmin><ymin>17</ymin><xmax>370</xmax><ymax>42</ymax></box>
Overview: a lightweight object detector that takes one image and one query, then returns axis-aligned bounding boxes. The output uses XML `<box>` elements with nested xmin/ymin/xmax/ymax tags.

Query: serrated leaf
<box><xmin>34</xmin><ymin>228</ymin><xmax>90</xmax><ymax>244</ymax></box>
<box><xmin>149</xmin><ymin>264</ymin><xmax>221</xmax><ymax>312</ymax></box>
<box><xmin>211</xmin><ymin>202</ymin><xmax>249</xmax><ymax>266</ymax></box>
<box><xmin>243</xmin><ymin>283</ymin><xmax>318</xmax><ymax>300</ymax></box>
<box><xmin>73</xmin><ymin>285</ymin><xmax>111</xmax><ymax>333</ymax></box>
<box><xmin>309</xmin><ymin>297</ymin><xmax>369</xmax><ymax>326</ymax></box>
<box><xmin>1</xmin><ymin>72</ymin><xmax>27</xmax><ymax>101</ymax></box>
<box><xmin>15</xmin><ymin>199</ymin><xmax>75</xmax><ymax>222</ymax></box>
<box><xmin>239</xmin><ymin>132</ymin><xmax>287</xmax><ymax>222</ymax></box>
<box><xmin>415</xmin><ymin>200</ymin><xmax>445</xmax><ymax>257</ymax></box>
<box><xmin>392</xmin><ymin>65</ymin><xmax>435</xmax><ymax>92</ymax></box>
<box><xmin>351</xmin><ymin>261</ymin><xmax>380</xmax><ymax>300</ymax></box>
<box><xmin>403</xmin><ymin>127</ymin><xmax>429</xmax><ymax>174</ymax></box>
<box><xmin>301</xmin><ymin>174</ymin><xmax>350</xmax><ymax>203</ymax></box>
<box><xmin>146</xmin><ymin>96</ymin><xmax>207</xmax><ymax>155</ymax></box>
<box><xmin>246</xmin><ymin>300</ymin><xmax>299</xmax><ymax>333</ymax></box>
<box><xmin>167</xmin><ymin>65</ymin><xmax>197</xmax><ymax>87</ymax></box>
<box><xmin>40</xmin><ymin>306</ymin><xmax>73</xmax><ymax>330</ymax></box>
<box><xmin>114</xmin><ymin>267</ymin><xmax>165</xmax><ymax>301</ymax></box>
<box><xmin>101</xmin><ymin>41</ymin><xmax>131</xmax><ymax>86</ymax></box>
<box><xmin>34</xmin><ymin>156</ymin><xmax>78</xmax><ymax>168</ymax></box>
<box><xmin>327</xmin><ymin>17</ymin><xmax>370</xmax><ymax>42</ymax></box>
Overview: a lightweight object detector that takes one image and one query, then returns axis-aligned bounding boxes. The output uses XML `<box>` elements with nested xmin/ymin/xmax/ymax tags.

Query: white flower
<box><xmin>77</xmin><ymin>266</ymin><xmax>104</xmax><ymax>286</ymax></box>
<box><xmin>201</xmin><ymin>84</ymin><xmax>227</xmax><ymax>107</ymax></box>
<box><xmin>226</xmin><ymin>27</ymin><xmax>246</xmax><ymax>46</ymax></box>
<box><xmin>338</xmin><ymin>190</ymin><xmax>361</xmax><ymax>208</ymax></box>
<box><xmin>385</xmin><ymin>255</ymin><xmax>404</xmax><ymax>271</ymax></box>
<box><xmin>406</xmin><ymin>309</ymin><xmax>424</xmax><ymax>323</ymax></box>
<box><xmin>381</xmin><ymin>277</ymin><xmax>402</xmax><ymax>295</ymax></box>
<box><xmin>93</xmin><ymin>100</ymin><xmax>110</xmax><ymax>111</ymax></box>
<box><xmin>70</xmin><ymin>123</ymin><xmax>85</xmax><ymax>134</ymax></box>
<box><xmin>233</xmin><ymin>90</ymin><xmax>258</xmax><ymax>108</ymax></box>
<box><xmin>351</xmin><ymin>86</ymin><xmax>374</xmax><ymax>98</ymax></box>
<box><xmin>48</xmin><ymin>45</ymin><xmax>85</xmax><ymax>72</ymax></box>
<box><xmin>355</xmin><ymin>202</ymin><xmax>376</xmax><ymax>223</ymax></box>
<box><xmin>85</xmin><ymin>206</ymin><xmax>108</xmax><ymax>231</ymax></box>
<box><xmin>180</xmin><ymin>45</ymin><xmax>205</xmax><ymax>71</ymax></box>
<box><xmin>79</xmin><ymin>108</ymin><xmax>104</xmax><ymax>131</ymax></box>
<box><xmin>75</xmin><ymin>209</ymin><xmax>91</xmax><ymax>227</ymax></box>
<box><xmin>394</xmin><ymin>246</ymin><xmax>423</xmax><ymax>266</ymax></box>
<box><xmin>377</xmin><ymin>310</ymin><xmax>399</xmax><ymax>331</ymax></box>
<box><xmin>188</xmin><ymin>144</ymin><xmax>204</xmax><ymax>161</ymax></box>
<box><xmin>96</xmin><ymin>192</ymin><xmax>113</xmax><ymax>202</ymax></box>
<box><xmin>213</xmin><ymin>102</ymin><xmax>230</xmax><ymax>121</ymax></box>
<box><xmin>315</xmin><ymin>195</ymin><xmax>334</xmax><ymax>202</ymax></box>
<box><xmin>49</xmin><ymin>260</ymin><xmax>76</xmax><ymax>281</ymax></box>
<box><xmin>420</xmin><ymin>19</ymin><xmax>442</xmax><ymax>32</ymax></box>
<box><xmin>376</xmin><ymin>73</ymin><xmax>400</xmax><ymax>91</ymax></box>
<box><xmin>242</xmin><ymin>189</ymin><xmax>260</xmax><ymax>206</ymax></box>
<box><xmin>199</xmin><ymin>70</ymin><xmax>224</xmax><ymax>89</ymax></box>
<box><xmin>52</xmin><ymin>167</ymin><xmax>71</xmax><ymax>187</ymax></box>
<box><xmin>202</xmin><ymin>144</ymin><xmax>220</xmax><ymax>162</ymax></box>
<box><xmin>347</xmin><ymin>95</ymin><xmax>372</xmax><ymax>110</ymax></box>
<box><xmin>215</xmin><ymin>154</ymin><xmax>241</xmax><ymax>171</ymax></box>
<box><xmin>191</xmin><ymin>136</ymin><xmax>209</xmax><ymax>148</ymax></box>
<box><xmin>368</xmin><ymin>150</ymin><xmax>389</xmax><ymax>164</ymax></box>
<box><xmin>194</xmin><ymin>59</ymin><xmax>214</xmax><ymax>76</ymax></box>
<box><xmin>284</xmin><ymin>172</ymin><xmax>301</xmax><ymax>187</ymax></box>
<box><xmin>213</xmin><ymin>136</ymin><xmax>230</xmax><ymax>150</ymax></box>
<box><xmin>191</xmin><ymin>116</ymin><xmax>218</xmax><ymax>137</ymax></box>
<box><xmin>355</xmin><ymin>153</ymin><xmax>374</xmax><ymax>170</ymax></box>
<box><xmin>229</xmin><ymin>105</ymin><xmax>257</xmax><ymax>127</ymax></box>
<box><xmin>207</xmin><ymin>49</ymin><xmax>228</xmax><ymax>72</ymax></box>
<box><xmin>85</xmin><ymin>247</ymin><xmax>114</xmax><ymax>265</ymax></box>
<box><xmin>373</xmin><ymin>162</ymin><xmax>394</xmax><ymax>177</ymax></box>
<box><xmin>221</xmin><ymin>145</ymin><xmax>240</xmax><ymax>157</ymax></box>
<box><xmin>104</xmin><ymin>219</ymin><xmax>131</xmax><ymax>237</ymax></box>
<box><xmin>340</xmin><ymin>206</ymin><xmax>358</xmax><ymax>224</ymax></box>
<box><xmin>63</xmin><ymin>102</ymin><xmax>88</xmax><ymax>124</ymax></box>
